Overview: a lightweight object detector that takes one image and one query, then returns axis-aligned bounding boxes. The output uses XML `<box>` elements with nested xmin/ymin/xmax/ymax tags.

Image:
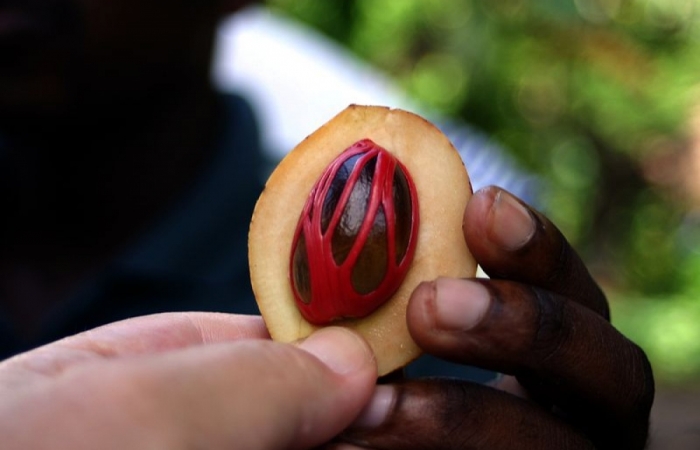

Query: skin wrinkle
<box><xmin>184</xmin><ymin>313</ymin><xmax>216</xmax><ymax>345</ymax></box>
<box><xmin>398</xmin><ymin>382</ymin><xmax>476</xmax><ymax>449</ymax></box>
<box><xmin>17</xmin><ymin>344</ymin><xmax>103</xmax><ymax>379</ymax></box>
<box><xmin>629</xmin><ymin>344</ymin><xmax>655</xmax><ymax>417</ymax></box>
<box><xmin>475</xmin><ymin>280</ymin><xmax>533</xmax><ymax>372</ymax></box>
<box><xmin>529</xmin><ymin>287</ymin><xmax>571</xmax><ymax>370</ymax></box>
<box><xmin>524</xmin><ymin>290</ymin><xmax>587</xmax><ymax>391</ymax></box>
<box><xmin>443</xmin><ymin>381</ymin><xmax>493</xmax><ymax>449</ymax></box>
<box><xmin>75</xmin><ymin>315</ymin><xmax>197</xmax><ymax>356</ymax></box>
<box><xmin>530</xmin><ymin>211</ymin><xmax>610</xmax><ymax>321</ymax></box>
<box><xmin>475</xmin><ymin>281</ymin><xmax>520</xmax><ymax>369</ymax></box>
<box><xmin>187</xmin><ymin>313</ymin><xmax>268</xmax><ymax>344</ymax></box>
<box><xmin>514</xmin><ymin>287</ymin><xmax>574</xmax><ymax>409</ymax></box>
<box><xmin>441</xmin><ymin>381</ymin><xmax>472</xmax><ymax>442</ymax></box>
<box><xmin>608</xmin><ymin>342</ymin><xmax>654</xmax><ymax>448</ymax></box>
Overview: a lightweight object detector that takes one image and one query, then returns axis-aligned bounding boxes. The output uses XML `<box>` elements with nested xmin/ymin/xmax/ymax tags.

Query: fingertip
<box><xmin>350</xmin><ymin>384</ymin><xmax>395</xmax><ymax>430</ymax></box>
<box><xmin>409</xmin><ymin>278</ymin><xmax>490</xmax><ymax>333</ymax></box>
<box><xmin>487</xmin><ymin>189</ymin><xmax>536</xmax><ymax>251</ymax></box>
<box><xmin>299</xmin><ymin>327</ymin><xmax>377</xmax><ymax>378</ymax></box>
<box><xmin>406</xmin><ymin>280</ymin><xmax>437</xmax><ymax>334</ymax></box>
<box><xmin>464</xmin><ymin>186</ymin><xmax>498</xmax><ymax>234</ymax></box>
<box><xmin>292</xmin><ymin>328</ymin><xmax>378</xmax><ymax>448</ymax></box>
<box><xmin>468</xmin><ymin>187</ymin><xmax>535</xmax><ymax>250</ymax></box>
<box><xmin>488</xmin><ymin>374</ymin><xmax>532</xmax><ymax>399</ymax></box>
<box><xmin>464</xmin><ymin>186</ymin><xmax>501</xmax><ymax>256</ymax></box>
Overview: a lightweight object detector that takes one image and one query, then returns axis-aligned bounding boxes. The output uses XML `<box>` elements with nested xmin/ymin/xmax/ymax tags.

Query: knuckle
<box><xmin>544</xmin><ymin>230</ymin><xmax>573</xmax><ymax>285</ymax></box>
<box><xmin>71</xmin><ymin>364</ymin><xmax>177</xmax><ymax>442</ymax></box>
<box><xmin>529</xmin><ymin>287</ymin><xmax>571</xmax><ymax>365</ymax></box>
<box><xmin>541</xmin><ymin>226</ymin><xmax>610</xmax><ymax>319</ymax></box>
<box><xmin>430</xmin><ymin>382</ymin><xmax>501</xmax><ymax>448</ymax></box>
<box><xmin>393</xmin><ymin>381</ymin><xmax>490</xmax><ymax>447</ymax></box>
<box><xmin>624</xmin><ymin>341</ymin><xmax>655</xmax><ymax>416</ymax></box>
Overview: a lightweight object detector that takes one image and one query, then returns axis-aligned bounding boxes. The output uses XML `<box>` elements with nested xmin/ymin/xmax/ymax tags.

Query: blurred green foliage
<box><xmin>269</xmin><ymin>0</ymin><xmax>700</xmax><ymax>384</ymax></box>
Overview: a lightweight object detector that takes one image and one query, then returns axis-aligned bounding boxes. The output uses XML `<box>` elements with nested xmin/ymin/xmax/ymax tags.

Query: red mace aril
<box><xmin>290</xmin><ymin>139</ymin><xmax>419</xmax><ymax>324</ymax></box>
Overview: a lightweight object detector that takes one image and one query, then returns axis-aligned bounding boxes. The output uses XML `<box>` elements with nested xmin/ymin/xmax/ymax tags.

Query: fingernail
<box><xmin>489</xmin><ymin>190</ymin><xmax>535</xmax><ymax>251</ymax></box>
<box><xmin>350</xmin><ymin>385</ymin><xmax>395</xmax><ymax>429</ymax></box>
<box><xmin>432</xmin><ymin>278</ymin><xmax>490</xmax><ymax>331</ymax></box>
<box><xmin>299</xmin><ymin>327</ymin><xmax>375</xmax><ymax>376</ymax></box>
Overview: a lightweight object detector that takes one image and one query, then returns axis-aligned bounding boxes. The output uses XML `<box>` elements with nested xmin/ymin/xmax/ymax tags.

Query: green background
<box><xmin>269</xmin><ymin>0</ymin><xmax>700</xmax><ymax>385</ymax></box>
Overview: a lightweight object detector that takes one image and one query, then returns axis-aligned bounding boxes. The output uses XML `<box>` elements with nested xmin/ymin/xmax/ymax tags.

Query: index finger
<box><xmin>1</xmin><ymin>313</ymin><xmax>269</xmax><ymax>383</ymax></box>
<box><xmin>465</xmin><ymin>187</ymin><xmax>609</xmax><ymax>319</ymax></box>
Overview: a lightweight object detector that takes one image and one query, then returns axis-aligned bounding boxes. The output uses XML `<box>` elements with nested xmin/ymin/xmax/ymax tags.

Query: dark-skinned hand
<box><xmin>340</xmin><ymin>186</ymin><xmax>655</xmax><ymax>450</ymax></box>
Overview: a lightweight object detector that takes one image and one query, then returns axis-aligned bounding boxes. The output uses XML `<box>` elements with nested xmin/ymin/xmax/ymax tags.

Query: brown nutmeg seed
<box><xmin>290</xmin><ymin>138</ymin><xmax>419</xmax><ymax>325</ymax></box>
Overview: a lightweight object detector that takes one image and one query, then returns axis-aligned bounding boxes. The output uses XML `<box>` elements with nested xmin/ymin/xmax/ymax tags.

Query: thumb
<box><xmin>0</xmin><ymin>327</ymin><xmax>378</xmax><ymax>450</ymax></box>
<box><xmin>289</xmin><ymin>327</ymin><xmax>379</xmax><ymax>448</ymax></box>
<box><xmin>163</xmin><ymin>326</ymin><xmax>379</xmax><ymax>450</ymax></box>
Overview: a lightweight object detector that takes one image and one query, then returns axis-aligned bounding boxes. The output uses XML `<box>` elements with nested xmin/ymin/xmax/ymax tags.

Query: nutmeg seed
<box><xmin>290</xmin><ymin>139</ymin><xmax>419</xmax><ymax>324</ymax></box>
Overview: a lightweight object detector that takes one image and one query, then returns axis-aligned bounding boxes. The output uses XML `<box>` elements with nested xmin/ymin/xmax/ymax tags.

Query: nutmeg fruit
<box><xmin>248</xmin><ymin>105</ymin><xmax>477</xmax><ymax>375</ymax></box>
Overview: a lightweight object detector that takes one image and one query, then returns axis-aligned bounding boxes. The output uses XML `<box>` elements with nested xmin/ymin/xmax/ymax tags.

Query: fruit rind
<box><xmin>249</xmin><ymin>104</ymin><xmax>476</xmax><ymax>376</ymax></box>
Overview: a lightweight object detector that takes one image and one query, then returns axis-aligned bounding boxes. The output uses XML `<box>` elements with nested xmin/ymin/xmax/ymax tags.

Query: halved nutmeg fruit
<box><xmin>249</xmin><ymin>105</ymin><xmax>476</xmax><ymax>375</ymax></box>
